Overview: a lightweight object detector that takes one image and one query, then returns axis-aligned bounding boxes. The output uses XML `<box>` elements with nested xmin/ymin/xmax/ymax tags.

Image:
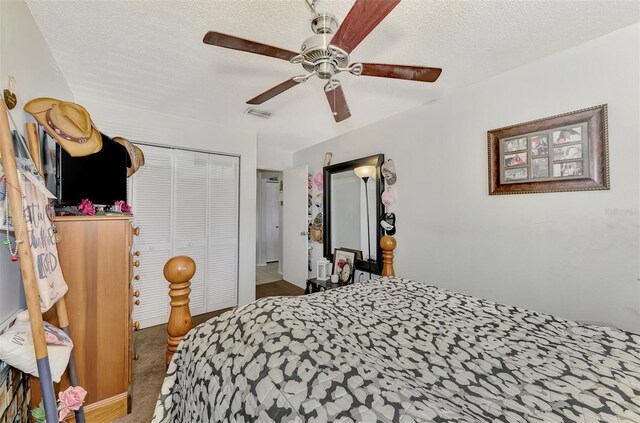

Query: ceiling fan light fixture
<box><xmin>244</xmin><ymin>107</ymin><xmax>272</xmax><ymax>119</ymax></box>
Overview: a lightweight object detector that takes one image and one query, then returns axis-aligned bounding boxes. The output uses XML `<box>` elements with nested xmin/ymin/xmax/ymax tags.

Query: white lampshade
<box><xmin>354</xmin><ymin>165</ymin><xmax>376</xmax><ymax>180</ymax></box>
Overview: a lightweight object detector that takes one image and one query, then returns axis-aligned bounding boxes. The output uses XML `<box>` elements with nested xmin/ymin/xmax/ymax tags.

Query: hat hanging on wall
<box><xmin>314</xmin><ymin>172</ymin><xmax>323</xmax><ymax>191</ymax></box>
<box><xmin>311</xmin><ymin>211</ymin><xmax>323</xmax><ymax>243</ymax></box>
<box><xmin>3</xmin><ymin>77</ymin><xmax>17</xmax><ymax>110</ymax></box>
<box><xmin>310</xmin><ymin>227</ymin><xmax>323</xmax><ymax>243</ymax></box>
<box><xmin>380</xmin><ymin>213</ymin><xmax>396</xmax><ymax>236</ymax></box>
<box><xmin>381</xmin><ymin>186</ymin><xmax>396</xmax><ymax>214</ymax></box>
<box><xmin>381</xmin><ymin>159</ymin><xmax>397</xmax><ymax>185</ymax></box>
<box><xmin>113</xmin><ymin>137</ymin><xmax>145</xmax><ymax>177</ymax></box>
<box><xmin>323</xmin><ymin>152</ymin><xmax>333</xmax><ymax>167</ymax></box>
<box><xmin>312</xmin><ymin>212</ymin><xmax>323</xmax><ymax>230</ymax></box>
<box><xmin>24</xmin><ymin>97</ymin><xmax>102</xmax><ymax>157</ymax></box>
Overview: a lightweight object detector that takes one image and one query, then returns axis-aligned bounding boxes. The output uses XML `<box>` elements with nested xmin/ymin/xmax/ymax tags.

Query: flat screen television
<box><xmin>56</xmin><ymin>133</ymin><xmax>128</xmax><ymax>205</ymax></box>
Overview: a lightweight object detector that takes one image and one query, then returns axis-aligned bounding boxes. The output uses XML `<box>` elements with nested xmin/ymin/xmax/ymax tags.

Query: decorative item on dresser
<box><xmin>31</xmin><ymin>216</ymin><xmax>141</xmax><ymax>423</ymax></box>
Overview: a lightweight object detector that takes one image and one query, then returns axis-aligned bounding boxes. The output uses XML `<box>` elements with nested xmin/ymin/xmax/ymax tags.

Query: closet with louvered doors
<box><xmin>129</xmin><ymin>144</ymin><xmax>239</xmax><ymax>329</ymax></box>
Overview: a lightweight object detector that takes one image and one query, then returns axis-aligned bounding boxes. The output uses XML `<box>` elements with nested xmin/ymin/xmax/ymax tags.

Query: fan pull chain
<box><xmin>333</xmin><ymin>86</ymin><xmax>337</xmax><ymax>116</ymax></box>
<box><xmin>331</xmin><ymin>78</ymin><xmax>337</xmax><ymax>116</ymax></box>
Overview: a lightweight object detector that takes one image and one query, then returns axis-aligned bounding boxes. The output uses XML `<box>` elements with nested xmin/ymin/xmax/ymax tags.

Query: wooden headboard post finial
<box><xmin>380</xmin><ymin>236</ymin><xmax>396</xmax><ymax>277</ymax></box>
<box><xmin>164</xmin><ymin>256</ymin><xmax>195</xmax><ymax>368</ymax></box>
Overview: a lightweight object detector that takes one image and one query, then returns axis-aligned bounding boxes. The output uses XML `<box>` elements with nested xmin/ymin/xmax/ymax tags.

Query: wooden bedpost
<box><xmin>164</xmin><ymin>256</ymin><xmax>194</xmax><ymax>368</ymax></box>
<box><xmin>380</xmin><ymin>236</ymin><xmax>396</xmax><ymax>277</ymax></box>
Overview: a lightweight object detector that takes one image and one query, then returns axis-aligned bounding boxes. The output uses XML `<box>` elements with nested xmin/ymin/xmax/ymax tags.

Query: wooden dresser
<box><xmin>32</xmin><ymin>215</ymin><xmax>140</xmax><ymax>422</ymax></box>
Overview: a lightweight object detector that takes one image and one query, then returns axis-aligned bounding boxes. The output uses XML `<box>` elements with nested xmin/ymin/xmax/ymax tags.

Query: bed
<box><xmin>152</xmin><ymin>240</ymin><xmax>640</xmax><ymax>422</ymax></box>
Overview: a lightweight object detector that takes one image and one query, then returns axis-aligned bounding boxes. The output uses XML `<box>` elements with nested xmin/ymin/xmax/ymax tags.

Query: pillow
<box><xmin>0</xmin><ymin>311</ymin><xmax>73</xmax><ymax>382</ymax></box>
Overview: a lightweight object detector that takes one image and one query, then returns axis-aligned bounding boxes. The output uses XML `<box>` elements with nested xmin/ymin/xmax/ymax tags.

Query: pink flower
<box><xmin>58</xmin><ymin>386</ymin><xmax>87</xmax><ymax>412</ymax></box>
<box><xmin>59</xmin><ymin>405</ymin><xmax>70</xmax><ymax>421</ymax></box>
<box><xmin>337</xmin><ymin>258</ymin><xmax>345</xmax><ymax>269</ymax></box>
<box><xmin>114</xmin><ymin>200</ymin><xmax>131</xmax><ymax>214</ymax></box>
<box><xmin>78</xmin><ymin>198</ymin><xmax>95</xmax><ymax>216</ymax></box>
<box><xmin>44</xmin><ymin>331</ymin><xmax>64</xmax><ymax>346</ymax></box>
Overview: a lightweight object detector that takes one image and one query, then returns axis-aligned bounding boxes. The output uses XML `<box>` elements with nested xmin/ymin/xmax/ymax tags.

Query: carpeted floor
<box><xmin>113</xmin><ymin>280</ymin><xmax>304</xmax><ymax>423</ymax></box>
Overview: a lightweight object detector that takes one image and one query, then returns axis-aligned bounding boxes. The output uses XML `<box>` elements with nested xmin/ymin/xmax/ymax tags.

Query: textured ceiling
<box><xmin>26</xmin><ymin>0</ymin><xmax>640</xmax><ymax>155</ymax></box>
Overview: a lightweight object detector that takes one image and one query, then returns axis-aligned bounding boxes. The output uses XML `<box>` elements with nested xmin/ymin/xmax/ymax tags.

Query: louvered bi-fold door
<box><xmin>131</xmin><ymin>146</ymin><xmax>239</xmax><ymax>329</ymax></box>
<box><xmin>173</xmin><ymin>150</ymin><xmax>208</xmax><ymax>317</ymax></box>
<box><xmin>131</xmin><ymin>145</ymin><xmax>174</xmax><ymax>328</ymax></box>
<box><xmin>207</xmin><ymin>155</ymin><xmax>239</xmax><ymax>312</ymax></box>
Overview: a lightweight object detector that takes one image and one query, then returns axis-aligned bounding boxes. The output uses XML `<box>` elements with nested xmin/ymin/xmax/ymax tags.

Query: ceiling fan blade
<box><xmin>203</xmin><ymin>31</ymin><xmax>299</xmax><ymax>61</ymax></box>
<box><xmin>324</xmin><ymin>80</ymin><xmax>351</xmax><ymax>122</ymax></box>
<box><xmin>247</xmin><ymin>78</ymin><xmax>300</xmax><ymax>105</ymax></box>
<box><xmin>360</xmin><ymin>63</ymin><xmax>442</xmax><ymax>82</ymax></box>
<box><xmin>330</xmin><ymin>0</ymin><xmax>401</xmax><ymax>53</ymax></box>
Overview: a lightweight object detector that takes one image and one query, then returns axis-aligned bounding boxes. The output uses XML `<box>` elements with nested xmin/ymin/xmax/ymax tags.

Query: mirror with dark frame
<box><xmin>323</xmin><ymin>154</ymin><xmax>385</xmax><ymax>276</ymax></box>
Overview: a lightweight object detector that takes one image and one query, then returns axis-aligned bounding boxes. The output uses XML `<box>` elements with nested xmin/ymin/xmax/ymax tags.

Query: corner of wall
<box><xmin>0</xmin><ymin>0</ymin><xmax>74</xmax><ymax>134</ymax></box>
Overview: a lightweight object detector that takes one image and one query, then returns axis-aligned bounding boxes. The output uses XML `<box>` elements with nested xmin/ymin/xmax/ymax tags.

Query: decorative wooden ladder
<box><xmin>0</xmin><ymin>100</ymin><xmax>85</xmax><ymax>423</ymax></box>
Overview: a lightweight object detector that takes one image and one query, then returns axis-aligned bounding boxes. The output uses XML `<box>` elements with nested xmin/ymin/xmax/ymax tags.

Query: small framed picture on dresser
<box><xmin>332</xmin><ymin>248</ymin><xmax>359</xmax><ymax>284</ymax></box>
<box><xmin>487</xmin><ymin>104</ymin><xmax>609</xmax><ymax>195</ymax></box>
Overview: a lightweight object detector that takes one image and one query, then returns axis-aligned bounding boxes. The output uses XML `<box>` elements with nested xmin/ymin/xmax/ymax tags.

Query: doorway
<box><xmin>256</xmin><ymin>170</ymin><xmax>283</xmax><ymax>284</ymax></box>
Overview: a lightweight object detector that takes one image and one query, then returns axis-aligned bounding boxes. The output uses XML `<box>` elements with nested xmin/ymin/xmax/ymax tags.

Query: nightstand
<box><xmin>306</xmin><ymin>278</ymin><xmax>342</xmax><ymax>294</ymax></box>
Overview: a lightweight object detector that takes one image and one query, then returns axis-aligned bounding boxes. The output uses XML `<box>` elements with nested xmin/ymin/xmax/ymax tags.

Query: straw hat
<box><xmin>113</xmin><ymin>137</ymin><xmax>145</xmax><ymax>177</ymax></box>
<box><xmin>24</xmin><ymin>97</ymin><xmax>102</xmax><ymax>157</ymax></box>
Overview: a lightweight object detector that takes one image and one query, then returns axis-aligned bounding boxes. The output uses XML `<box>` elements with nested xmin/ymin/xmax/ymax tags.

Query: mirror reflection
<box><xmin>330</xmin><ymin>171</ymin><xmax>378</xmax><ymax>261</ymax></box>
<box><xmin>323</xmin><ymin>154</ymin><xmax>384</xmax><ymax>274</ymax></box>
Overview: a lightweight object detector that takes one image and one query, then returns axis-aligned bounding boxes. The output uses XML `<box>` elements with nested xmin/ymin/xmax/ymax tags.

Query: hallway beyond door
<box><xmin>256</xmin><ymin>262</ymin><xmax>281</xmax><ymax>285</ymax></box>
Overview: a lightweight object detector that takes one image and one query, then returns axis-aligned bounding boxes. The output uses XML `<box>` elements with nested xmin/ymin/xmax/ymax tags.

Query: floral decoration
<box><xmin>32</xmin><ymin>385</ymin><xmax>87</xmax><ymax>422</ymax></box>
<box><xmin>114</xmin><ymin>200</ymin><xmax>132</xmax><ymax>214</ymax></box>
<box><xmin>78</xmin><ymin>198</ymin><xmax>95</xmax><ymax>216</ymax></box>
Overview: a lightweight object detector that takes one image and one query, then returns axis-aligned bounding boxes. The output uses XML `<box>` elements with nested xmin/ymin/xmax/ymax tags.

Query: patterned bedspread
<box><xmin>152</xmin><ymin>278</ymin><xmax>640</xmax><ymax>422</ymax></box>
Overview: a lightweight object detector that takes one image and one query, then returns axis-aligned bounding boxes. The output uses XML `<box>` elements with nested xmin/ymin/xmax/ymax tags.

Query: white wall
<box><xmin>76</xmin><ymin>98</ymin><xmax>258</xmax><ymax>305</ymax></box>
<box><xmin>0</xmin><ymin>0</ymin><xmax>75</xmax><ymax>324</ymax></box>
<box><xmin>294</xmin><ymin>23</ymin><xmax>640</xmax><ymax>333</ymax></box>
<box><xmin>0</xmin><ymin>0</ymin><xmax>73</xmax><ymax>132</ymax></box>
<box><xmin>257</xmin><ymin>139</ymin><xmax>292</xmax><ymax>171</ymax></box>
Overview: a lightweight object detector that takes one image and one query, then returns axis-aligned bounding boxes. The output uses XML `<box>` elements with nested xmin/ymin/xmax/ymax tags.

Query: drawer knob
<box><xmin>134</xmin><ymin>275</ymin><xmax>140</xmax><ymax>281</ymax></box>
<box><xmin>133</xmin><ymin>261</ymin><xmax>140</xmax><ymax>267</ymax></box>
<box><xmin>133</xmin><ymin>353</ymin><xmax>140</xmax><ymax>361</ymax></box>
<box><xmin>133</xmin><ymin>227</ymin><xmax>140</xmax><ymax>236</ymax></box>
<box><xmin>133</xmin><ymin>290</ymin><xmax>140</xmax><ymax>297</ymax></box>
<box><xmin>134</xmin><ymin>251</ymin><xmax>141</xmax><ymax>257</ymax></box>
<box><xmin>134</xmin><ymin>321</ymin><xmax>140</xmax><ymax>331</ymax></box>
<box><xmin>134</xmin><ymin>299</ymin><xmax>140</xmax><ymax>306</ymax></box>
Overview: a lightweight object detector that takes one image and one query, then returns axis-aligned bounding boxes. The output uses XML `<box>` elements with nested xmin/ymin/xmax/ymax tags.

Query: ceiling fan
<box><xmin>203</xmin><ymin>0</ymin><xmax>442</xmax><ymax>122</ymax></box>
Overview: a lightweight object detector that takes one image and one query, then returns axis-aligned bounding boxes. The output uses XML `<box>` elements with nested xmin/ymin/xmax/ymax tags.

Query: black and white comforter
<box><xmin>152</xmin><ymin>278</ymin><xmax>640</xmax><ymax>422</ymax></box>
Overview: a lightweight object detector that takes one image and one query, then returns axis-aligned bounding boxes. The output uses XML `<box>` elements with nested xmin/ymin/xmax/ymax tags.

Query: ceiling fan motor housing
<box><xmin>300</xmin><ymin>34</ymin><xmax>348</xmax><ymax>79</ymax></box>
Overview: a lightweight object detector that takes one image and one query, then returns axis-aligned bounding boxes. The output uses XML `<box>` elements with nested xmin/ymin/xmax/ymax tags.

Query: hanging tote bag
<box><xmin>22</xmin><ymin>175</ymin><xmax>68</xmax><ymax>312</ymax></box>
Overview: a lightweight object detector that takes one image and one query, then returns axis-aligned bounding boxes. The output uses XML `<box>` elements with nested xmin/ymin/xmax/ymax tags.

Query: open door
<box><xmin>264</xmin><ymin>180</ymin><xmax>280</xmax><ymax>262</ymax></box>
<box><xmin>283</xmin><ymin>165</ymin><xmax>309</xmax><ymax>288</ymax></box>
